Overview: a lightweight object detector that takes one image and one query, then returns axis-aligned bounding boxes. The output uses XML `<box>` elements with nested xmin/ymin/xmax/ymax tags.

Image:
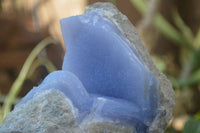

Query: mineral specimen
<box><xmin>60</xmin><ymin>9</ymin><xmax>159</xmax><ymax>132</ymax></box>
<box><xmin>0</xmin><ymin>2</ymin><xmax>175</xmax><ymax>133</ymax></box>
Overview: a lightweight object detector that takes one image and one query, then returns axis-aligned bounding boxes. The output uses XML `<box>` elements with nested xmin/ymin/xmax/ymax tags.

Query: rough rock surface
<box><xmin>0</xmin><ymin>90</ymin><xmax>136</xmax><ymax>133</ymax></box>
<box><xmin>0</xmin><ymin>90</ymin><xmax>82</xmax><ymax>133</ymax></box>
<box><xmin>85</xmin><ymin>2</ymin><xmax>175</xmax><ymax>133</ymax></box>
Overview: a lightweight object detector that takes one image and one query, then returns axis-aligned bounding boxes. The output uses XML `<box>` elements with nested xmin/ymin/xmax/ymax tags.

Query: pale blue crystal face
<box><xmin>17</xmin><ymin>11</ymin><xmax>160</xmax><ymax>132</ymax></box>
<box><xmin>16</xmin><ymin>71</ymin><xmax>94</xmax><ymax>121</ymax></box>
<box><xmin>60</xmin><ymin>11</ymin><xmax>160</xmax><ymax>132</ymax></box>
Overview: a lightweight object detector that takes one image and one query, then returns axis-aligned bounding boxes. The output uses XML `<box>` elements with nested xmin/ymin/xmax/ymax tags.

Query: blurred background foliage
<box><xmin>0</xmin><ymin>0</ymin><xmax>199</xmax><ymax>132</ymax></box>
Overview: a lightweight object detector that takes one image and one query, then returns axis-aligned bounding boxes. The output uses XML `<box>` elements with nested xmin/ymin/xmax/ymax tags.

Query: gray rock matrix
<box><xmin>0</xmin><ymin>89</ymin><xmax>135</xmax><ymax>133</ymax></box>
<box><xmin>0</xmin><ymin>2</ymin><xmax>175</xmax><ymax>133</ymax></box>
<box><xmin>0</xmin><ymin>90</ymin><xmax>81</xmax><ymax>133</ymax></box>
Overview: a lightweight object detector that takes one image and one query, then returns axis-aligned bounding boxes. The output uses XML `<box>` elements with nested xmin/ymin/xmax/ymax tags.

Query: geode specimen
<box><xmin>0</xmin><ymin>2</ymin><xmax>175</xmax><ymax>133</ymax></box>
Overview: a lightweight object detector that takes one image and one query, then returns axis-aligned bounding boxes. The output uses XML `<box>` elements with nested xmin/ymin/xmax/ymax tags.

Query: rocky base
<box><xmin>0</xmin><ymin>90</ymin><xmax>136</xmax><ymax>133</ymax></box>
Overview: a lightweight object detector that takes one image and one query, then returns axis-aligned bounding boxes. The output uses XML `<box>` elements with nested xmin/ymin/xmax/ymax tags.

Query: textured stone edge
<box><xmin>84</xmin><ymin>122</ymin><xmax>136</xmax><ymax>133</ymax></box>
<box><xmin>85</xmin><ymin>2</ymin><xmax>175</xmax><ymax>133</ymax></box>
<box><xmin>0</xmin><ymin>89</ymin><xmax>82</xmax><ymax>133</ymax></box>
<box><xmin>0</xmin><ymin>88</ymin><xmax>137</xmax><ymax>133</ymax></box>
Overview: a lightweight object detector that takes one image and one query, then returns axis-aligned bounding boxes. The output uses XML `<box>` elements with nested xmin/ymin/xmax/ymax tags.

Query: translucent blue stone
<box><xmin>17</xmin><ymin>10</ymin><xmax>160</xmax><ymax>132</ymax></box>
<box><xmin>16</xmin><ymin>71</ymin><xmax>94</xmax><ymax>122</ymax></box>
<box><xmin>60</xmin><ymin>11</ymin><xmax>160</xmax><ymax>132</ymax></box>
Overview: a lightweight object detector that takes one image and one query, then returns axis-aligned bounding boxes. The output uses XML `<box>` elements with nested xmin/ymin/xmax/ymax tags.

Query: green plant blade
<box><xmin>154</xmin><ymin>14</ymin><xmax>187</xmax><ymax>47</ymax></box>
<box><xmin>173</xmin><ymin>11</ymin><xmax>194</xmax><ymax>47</ymax></box>
<box><xmin>27</xmin><ymin>58</ymin><xmax>57</xmax><ymax>78</ymax></box>
<box><xmin>1</xmin><ymin>37</ymin><xmax>55</xmax><ymax>121</ymax></box>
<box><xmin>130</xmin><ymin>0</ymin><xmax>193</xmax><ymax>50</ymax></box>
<box><xmin>179</xmin><ymin>68</ymin><xmax>200</xmax><ymax>88</ymax></box>
<box><xmin>194</xmin><ymin>28</ymin><xmax>200</xmax><ymax>49</ymax></box>
<box><xmin>130</xmin><ymin>0</ymin><xmax>147</xmax><ymax>15</ymax></box>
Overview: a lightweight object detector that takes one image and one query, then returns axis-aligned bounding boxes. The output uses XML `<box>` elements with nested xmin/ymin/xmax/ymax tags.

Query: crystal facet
<box><xmin>60</xmin><ymin>11</ymin><xmax>160</xmax><ymax>131</ymax></box>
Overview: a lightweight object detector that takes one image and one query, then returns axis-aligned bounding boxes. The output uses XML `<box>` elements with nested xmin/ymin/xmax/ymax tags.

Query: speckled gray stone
<box><xmin>0</xmin><ymin>89</ymin><xmax>136</xmax><ymax>133</ymax></box>
<box><xmin>0</xmin><ymin>90</ymin><xmax>82</xmax><ymax>133</ymax></box>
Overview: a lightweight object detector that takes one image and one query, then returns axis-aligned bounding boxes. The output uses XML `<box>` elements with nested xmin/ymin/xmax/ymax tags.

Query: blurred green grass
<box><xmin>130</xmin><ymin>0</ymin><xmax>200</xmax><ymax>132</ymax></box>
<box><xmin>0</xmin><ymin>37</ymin><xmax>57</xmax><ymax>123</ymax></box>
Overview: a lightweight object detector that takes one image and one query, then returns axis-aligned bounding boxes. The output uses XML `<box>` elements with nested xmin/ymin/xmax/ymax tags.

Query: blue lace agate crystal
<box><xmin>17</xmin><ymin>5</ymin><xmax>160</xmax><ymax>133</ymax></box>
<box><xmin>60</xmin><ymin>11</ymin><xmax>160</xmax><ymax>130</ymax></box>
